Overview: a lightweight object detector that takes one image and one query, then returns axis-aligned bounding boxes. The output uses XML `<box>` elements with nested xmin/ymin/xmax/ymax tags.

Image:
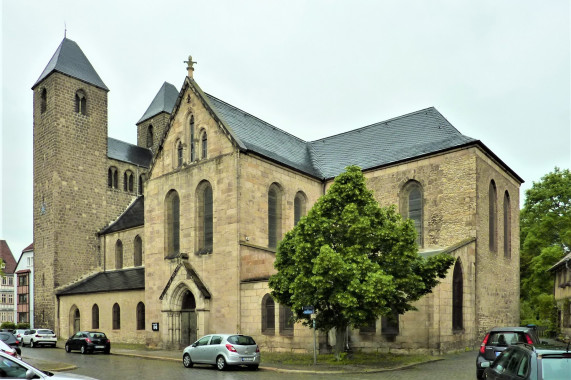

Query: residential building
<box><xmin>0</xmin><ymin>241</ymin><xmax>17</xmax><ymax>325</ymax></box>
<box><xmin>14</xmin><ymin>243</ymin><xmax>34</xmax><ymax>327</ymax></box>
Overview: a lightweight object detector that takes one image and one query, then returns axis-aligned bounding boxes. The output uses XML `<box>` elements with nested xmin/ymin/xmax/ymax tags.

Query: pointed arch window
<box><xmin>147</xmin><ymin>125</ymin><xmax>154</xmax><ymax>148</ymax></box>
<box><xmin>136</xmin><ymin>302</ymin><xmax>145</xmax><ymax>330</ymax></box>
<box><xmin>268</xmin><ymin>184</ymin><xmax>282</xmax><ymax>249</ymax></box>
<box><xmin>165</xmin><ymin>190</ymin><xmax>180</xmax><ymax>258</ymax></box>
<box><xmin>40</xmin><ymin>88</ymin><xmax>47</xmax><ymax>114</ymax></box>
<box><xmin>190</xmin><ymin>116</ymin><xmax>196</xmax><ymax>162</ymax></box>
<box><xmin>489</xmin><ymin>180</ymin><xmax>497</xmax><ymax>252</ymax></box>
<box><xmin>196</xmin><ymin>182</ymin><xmax>213</xmax><ymax>254</ymax></box>
<box><xmin>134</xmin><ymin>235</ymin><xmax>143</xmax><ymax>267</ymax></box>
<box><xmin>400</xmin><ymin>181</ymin><xmax>423</xmax><ymax>246</ymax></box>
<box><xmin>201</xmin><ymin>130</ymin><xmax>208</xmax><ymax>159</ymax></box>
<box><xmin>112</xmin><ymin>303</ymin><xmax>121</xmax><ymax>330</ymax></box>
<box><xmin>452</xmin><ymin>259</ymin><xmax>463</xmax><ymax>331</ymax></box>
<box><xmin>177</xmin><ymin>140</ymin><xmax>183</xmax><ymax>167</ymax></box>
<box><xmin>503</xmin><ymin>191</ymin><xmax>511</xmax><ymax>259</ymax></box>
<box><xmin>294</xmin><ymin>191</ymin><xmax>307</xmax><ymax>226</ymax></box>
<box><xmin>261</xmin><ymin>294</ymin><xmax>275</xmax><ymax>335</ymax></box>
<box><xmin>92</xmin><ymin>304</ymin><xmax>99</xmax><ymax>329</ymax></box>
<box><xmin>115</xmin><ymin>240</ymin><xmax>123</xmax><ymax>269</ymax></box>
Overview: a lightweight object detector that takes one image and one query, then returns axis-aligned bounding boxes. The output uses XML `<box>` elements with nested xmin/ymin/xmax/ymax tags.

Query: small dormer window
<box><xmin>75</xmin><ymin>90</ymin><xmax>87</xmax><ymax>115</ymax></box>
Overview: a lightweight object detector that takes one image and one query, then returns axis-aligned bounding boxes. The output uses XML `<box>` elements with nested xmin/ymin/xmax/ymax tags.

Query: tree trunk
<box><xmin>334</xmin><ymin>325</ymin><xmax>346</xmax><ymax>361</ymax></box>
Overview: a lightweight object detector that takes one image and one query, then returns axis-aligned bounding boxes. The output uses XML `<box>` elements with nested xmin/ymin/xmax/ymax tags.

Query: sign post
<box><xmin>303</xmin><ymin>306</ymin><xmax>316</xmax><ymax>365</ymax></box>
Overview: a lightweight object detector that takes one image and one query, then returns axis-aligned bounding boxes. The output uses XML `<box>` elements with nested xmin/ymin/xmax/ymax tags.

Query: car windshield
<box><xmin>488</xmin><ymin>332</ymin><xmax>527</xmax><ymax>346</ymax></box>
<box><xmin>88</xmin><ymin>332</ymin><xmax>106</xmax><ymax>339</ymax></box>
<box><xmin>227</xmin><ymin>335</ymin><xmax>256</xmax><ymax>345</ymax></box>
<box><xmin>541</xmin><ymin>357</ymin><xmax>571</xmax><ymax>379</ymax></box>
<box><xmin>37</xmin><ymin>330</ymin><xmax>53</xmax><ymax>334</ymax></box>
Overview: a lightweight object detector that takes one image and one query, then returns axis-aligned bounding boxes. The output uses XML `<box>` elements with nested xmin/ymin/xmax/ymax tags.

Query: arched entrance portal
<box><xmin>69</xmin><ymin>305</ymin><xmax>80</xmax><ymax>337</ymax></box>
<box><xmin>180</xmin><ymin>290</ymin><xmax>197</xmax><ymax>347</ymax></box>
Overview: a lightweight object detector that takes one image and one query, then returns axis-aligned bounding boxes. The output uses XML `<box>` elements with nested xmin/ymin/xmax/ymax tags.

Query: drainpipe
<box><xmin>236</xmin><ymin>151</ymin><xmax>241</xmax><ymax>333</ymax></box>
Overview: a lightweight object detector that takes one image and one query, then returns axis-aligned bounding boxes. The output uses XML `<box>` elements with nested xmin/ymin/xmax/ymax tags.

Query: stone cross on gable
<box><xmin>184</xmin><ymin>56</ymin><xmax>197</xmax><ymax>78</ymax></box>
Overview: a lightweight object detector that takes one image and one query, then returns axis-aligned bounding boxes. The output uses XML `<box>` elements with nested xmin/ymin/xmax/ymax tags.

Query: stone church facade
<box><xmin>32</xmin><ymin>38</ymin><xmax>522</xmax><ymax>354</ymax></box>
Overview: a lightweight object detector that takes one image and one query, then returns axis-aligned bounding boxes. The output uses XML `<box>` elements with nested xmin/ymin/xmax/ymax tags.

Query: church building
<box><xmin>32</xmin><ymin>37</ymin><xmax>522</xmax><ymax>353</ymax></box>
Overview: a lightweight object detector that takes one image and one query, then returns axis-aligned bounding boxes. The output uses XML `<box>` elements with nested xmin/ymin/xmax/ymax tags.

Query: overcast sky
<box><xmin>1</xmin><ymin>0</ymin><xmax>569</xmax><ymax>259</ymax></box>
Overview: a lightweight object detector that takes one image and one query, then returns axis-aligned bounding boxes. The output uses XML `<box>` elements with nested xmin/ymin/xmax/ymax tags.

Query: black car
<box><xmin>482</xmin><ymin>342</ymin><xmax>571</xmax><ymax>379</ymax></box>
<box><xmin>65</xmin><ymin>331</ymin><xmax>110</xmax><ymax>354</ymax></box>
<box><xmin>476</xmin><ymin>326</ymin><xmax>541</xmax><ymax>379</ymax></box>
<box><xmin>0</xmin><ymin>332</ymin><xmax>21</xmax><ymax>355</ymax></box>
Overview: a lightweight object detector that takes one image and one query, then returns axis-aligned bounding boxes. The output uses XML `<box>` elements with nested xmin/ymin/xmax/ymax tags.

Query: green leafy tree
<box><xmin>269</xmin><ymin>166</ymin><xmax>454</xmax><ymax>359</ymax></box>
<box><xmin>520</xmin><ymin>167</ymin><xmax>571</xmax><ymax>326</ymax></box>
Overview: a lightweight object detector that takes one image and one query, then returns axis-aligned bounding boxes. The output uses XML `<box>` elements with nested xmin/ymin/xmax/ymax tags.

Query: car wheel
<box><xmin>216</xmin><ymin>355</ymin><xmax>227</xmax><ymax>371</ymax></box>
<box><xmin>65</xmin><ymin>344</ymin><xmax>71</xmax><ymax>353</ymax></box>
<box><xmin>80</xmin><ymin>345</ymin><xmax>87</xmax><ymax>354</ymax></box>
<box><xmin>104</xmin><ymin>348</ymin><xmax>110</xmax><ymax>355</ymax></box>
<box><xmin>183</xmin><ymin>353</ymin><xmax>193</xmax><ymax>368</ymax></box>
<box><xmin>248</xmin><ymin>364</ymin><xmax>259</xmax><ymax>371</ymax></box>
<box><xmin>30</xmin><ymin>340</ymin><xmax>35</xmax><ymax>348</ymax></box>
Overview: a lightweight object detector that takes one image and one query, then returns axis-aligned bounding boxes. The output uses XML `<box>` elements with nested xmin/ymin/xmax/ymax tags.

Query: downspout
<box><xmin>236</xmin><ymin>150</ymin><xmax>242</xmax><ymax>333</ymax></box>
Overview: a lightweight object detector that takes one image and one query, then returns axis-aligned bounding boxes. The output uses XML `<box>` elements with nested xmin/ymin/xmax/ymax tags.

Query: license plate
<box><xmin>241</xmin><ymin>357</ymin><xmax>254</xmax><ymax>362</ymax></box>
<box><xmin>95</xmin><ymin>345</ymin><xmax>104</xmax><ymax>349</ymax></box>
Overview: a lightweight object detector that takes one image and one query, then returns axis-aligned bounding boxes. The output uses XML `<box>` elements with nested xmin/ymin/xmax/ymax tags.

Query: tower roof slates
<box><xmin>33</xmin><ymin>38</ymin><xmax>108</xmax><ymax>91</ymax></box>
<box><xmin>137</xmin><ymin>82</ymin><xmax>179</xmax><ymax>124</ymax></box>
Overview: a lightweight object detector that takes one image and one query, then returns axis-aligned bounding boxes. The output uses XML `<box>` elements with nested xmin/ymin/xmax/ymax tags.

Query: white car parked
<box><xmin>22</xmin><ymin>329</ymin><xmax>57</xmax><ymax>348</ymax></box>
<box><xmin>0</xmin><ymin>350</ymin><xmax>98</xmax><ymax>379</ymax></box>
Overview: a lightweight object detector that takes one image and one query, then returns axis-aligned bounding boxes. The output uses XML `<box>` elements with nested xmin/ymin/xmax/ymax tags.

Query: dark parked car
<box><xmin>65</xmin><ymin>331</ymin><xmax>110</xmax><ymax>354</ymax></box>
<box><xmin>0</xmin><ymin>332</ymin><xmax>21</xmax><ymax>355</ymax></box>
<box><xmin>481</xmin><ymin>342</ymin><xmax>571</xmax><ymax>379</ymax></box>
<box><xmin>476</xmin><ymin>326</ymin><xmax>541</xmax><ymax>379</ymax></box>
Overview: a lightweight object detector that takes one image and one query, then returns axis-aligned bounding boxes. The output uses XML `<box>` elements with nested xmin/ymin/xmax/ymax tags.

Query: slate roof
<box><xmin>206</xmin><ymin>95</ymin><xmax>320</xmax><ymax>177</ymax></box>
<box><xmin>56</xmin><ymin>267</ymin><xmax>145</xmax><ymax>296</ymax></box>
<box><xmin>205</xmin><ymin>94</ymin><xmax>480</xmax><ymax>179</ymax></box>
<box><xmin>33</xmin><ymin>38</ymin><xmax>108</xmax><ymax>91</ymax></box>
<box><xmin>108</xmin><ymin>137</ymin><xmax>152</xmax><ymax>167</ymax></box>
<box><xmin>99</xmin><ymin>197</ymin><xmax>144</xmax><ymax>235</ymax></box>
<box><xmin>137</xmin><ymin>82</ymin><xmax>179</xmax><ymax>124</ymax></box>
<box><xmin>549</xmin><ymin>252</ymin><xmax>571</xmax><ymax>272</ymax></box>
<box><xmin>307</xmin><ymin>108</ymin><xmax>478</xmax><ymax>179</ymax></box>
<box><xmin>0</xmin><ymin>241</ymin><xmax>17</xmax><ymax>274</ymax></box>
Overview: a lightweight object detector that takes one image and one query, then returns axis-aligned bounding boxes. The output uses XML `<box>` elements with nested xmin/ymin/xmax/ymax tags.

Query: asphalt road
<box><xmin>20</xmin><ymin>346</ymin><xmax>479</xmax><ymax>379</ymax></box>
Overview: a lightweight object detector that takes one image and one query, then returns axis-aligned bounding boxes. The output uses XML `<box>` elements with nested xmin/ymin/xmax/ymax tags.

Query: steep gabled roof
<box><xmin>56</xmin><ymin>268</ymin><xmax>145</xmax><ymax>295</ymax></box>
<box><xmin>108</xmin><ymin>137</ymin><xmax>152</xmax><ymax>167</ymax></box>
<box><xmin>151</xmin><ymin>77</ymin><xmax>522</xmax><ymax>183</ymax></box>
<box><xmin>0</xmin><ymin>241</ymin><xmax>17</xmax><ymax>274</ymax></box>
<box><xmin>206</xmin><ymin>94</ymin><xmax>320</xmax><ymax>177</ymax></box>
<box><xmin>99</xmin><ymin>197</ymin><xmax>145</xmax><ymax>235</ymax></box>
<box><xmin>32</xmin><ymin>38</ymin><xmax>108</xmax><ymax>91</ymax></box>
<box><xmin>22</xmin><ymin>243</ymin><xmax>33</xmax><ymax>253</ymax></box>
<box><xmin>308</xmin><ymin>107</ymin><xmax>478</xmax><ymax>178</ymax></box>
<box><xmin>137</xmin><ymin>82</ymin><xmax>179</xmax><ymax>124</ymax></box>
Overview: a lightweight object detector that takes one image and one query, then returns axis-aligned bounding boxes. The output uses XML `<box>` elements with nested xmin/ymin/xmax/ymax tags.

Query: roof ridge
<box><xmin>205</xmin><ymin>93</ymin><xmax>309</xmax><ymax>144</ymax></box>
<box><xmin>311</xmin><ymin>106</ymin><xmax>438</xmax><ymax>143</ymax></box>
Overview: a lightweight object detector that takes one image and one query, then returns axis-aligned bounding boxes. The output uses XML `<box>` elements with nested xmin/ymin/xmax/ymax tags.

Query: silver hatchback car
<box><xmin>182</xmin><ymin>334</ymin><xmax>260</xmax><ymax>371</ymax></box>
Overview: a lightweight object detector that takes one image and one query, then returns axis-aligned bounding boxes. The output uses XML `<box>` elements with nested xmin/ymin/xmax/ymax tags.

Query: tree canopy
<box><xmin>520</xmin><ymin>167</ymin><xmax>571</xmax><ymax>327</ymax></box>
<box><xmin>269</xmin><ymin>166</ymin><xmax>454</xmax><ymax>339</ymax></box>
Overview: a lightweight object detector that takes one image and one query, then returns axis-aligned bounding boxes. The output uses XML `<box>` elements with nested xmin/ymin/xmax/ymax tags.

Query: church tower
<box><xmin>32</xmin><ymin>38</ymin><xmax>109</xmax><ymax>329</ymax></box>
